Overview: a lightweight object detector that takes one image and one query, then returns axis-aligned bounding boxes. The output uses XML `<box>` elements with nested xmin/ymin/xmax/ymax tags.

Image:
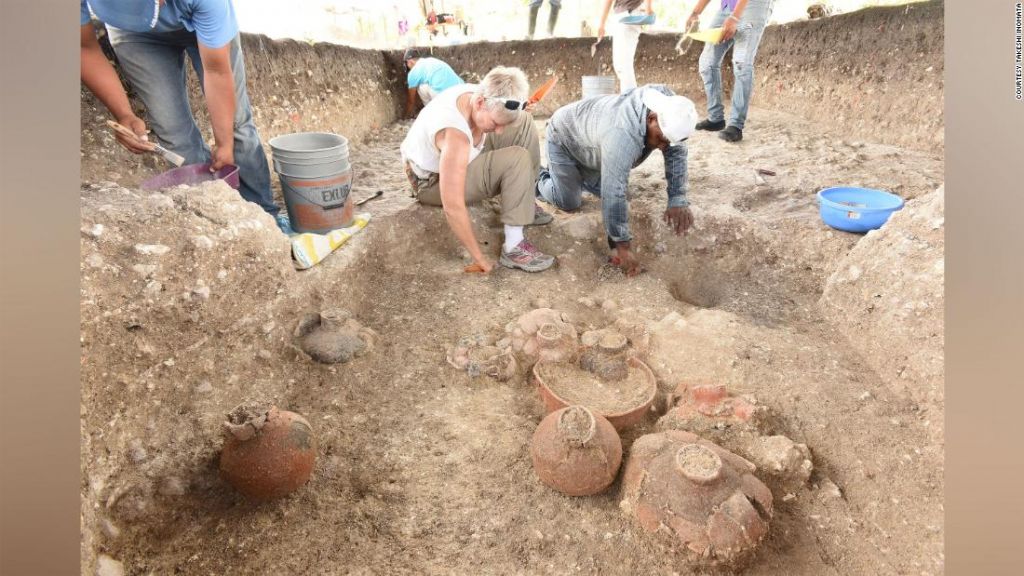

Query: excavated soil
<box><xmin>81</xmin><ymin>105</ymin><xmax>944</xmax><ymax>575</ymax></box>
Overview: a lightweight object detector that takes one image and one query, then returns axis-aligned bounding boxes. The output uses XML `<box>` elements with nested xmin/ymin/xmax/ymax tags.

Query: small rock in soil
<box><xmin>134</xmin><ymin>244</ymin><xmax>170</xmax><ymax>256</ymax></box>
<box><xmin>127</xmin><ymin>439</ymin><xmax>148</xmax><ymax>464</ymax></box>
<box><xmin>95</xmin><ymin>554</ymin><xmax>125</xmax><ymax>576</ymax></box>
<box><xmin>131</xmin><ymin>264</ymin><xmax>157</xmax><ymax>277</ymax></box>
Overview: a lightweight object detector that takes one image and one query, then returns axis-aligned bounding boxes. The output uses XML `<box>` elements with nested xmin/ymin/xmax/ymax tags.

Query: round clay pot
<box><xmin>536</xmin><ymin>322</ymin><xmax>577</xmax><ymax>364</ymax></box>
<box><xmin>220</xmin><ymin>406</ymin><xmax>317</xmax><ymax>501</ymax></box>
<box><xmin>620</xmin><ymin>430</ymin><xmax>773</xmax><ymax>566</ymax></box>
<box><xmin>294</xmin><ymin>309</ymin><xmax>377</xmax><ymax>364</ymax></box>
<box><xmin>530</xmin><ymin>406</ymin><xmax>622</xmax><ymax>496</ymax></box>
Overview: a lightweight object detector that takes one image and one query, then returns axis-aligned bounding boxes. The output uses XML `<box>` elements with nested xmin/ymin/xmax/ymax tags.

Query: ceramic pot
<box><xmin>294</xmin><ymin>309</ymin><xmax>377</xmax><ymax>364</ymax></box>
<box><xmin>220</xmin><ymin>406</ymin><xmax>317</xmax><ymax>501</ymax></box>
<box><xmin>530</xmin><ymin>406</ymin><xmax>622</xmax><ymax>496</ymax></box>
<box><xmin>620</xmin><ymin>430</ymin><xmax>773</xmax><ymax>566</ymax></box>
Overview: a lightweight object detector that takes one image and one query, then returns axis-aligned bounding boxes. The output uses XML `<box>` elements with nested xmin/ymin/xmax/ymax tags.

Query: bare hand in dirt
<box><xmin>721</xmin><ymin>17</ymin><xmax>738</xmax><ymax>41</ymax></box>
<box><xmin>211</xmin><ymin>145</ymin><xmax>235</xmax><ymax>171</ymax></box>
<box><xmin>465</xmin><ymin>259</ymin><xmax>493</xmax><ymax>274</ymax></box>
<box><xmin>114</xmin><ymin>114</ymin><xmax>154</xmax><ymax>154</ymax></box>
<box><xmin>664</xmin><ymin>206</ymin><xmax>694</xmax><ymax>236</ymax></box>
<box><xmin>616</xmin><ymin>245</ymin><xmax>643</xmax><ymax>277</ymax></box>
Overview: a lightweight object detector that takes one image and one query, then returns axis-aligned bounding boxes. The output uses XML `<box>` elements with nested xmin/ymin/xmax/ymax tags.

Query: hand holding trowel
<box><xmin>524</xmin><ymin>75</ymin><xmax>559</xmax><ymax>112</ymax></box>
<box><xmin>106</xmin><ymin>120</ymin><xmax>185</xmax><ymax>167</ymax></box>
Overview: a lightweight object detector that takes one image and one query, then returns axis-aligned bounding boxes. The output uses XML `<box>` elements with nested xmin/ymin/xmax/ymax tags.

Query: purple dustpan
<box><xmin>140</xmin><ymin>163</ymin><xmax>240</xmax><ymax>191</ymax></box>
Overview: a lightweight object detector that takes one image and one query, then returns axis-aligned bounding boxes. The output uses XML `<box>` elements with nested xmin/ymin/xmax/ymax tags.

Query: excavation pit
<box><xmin>80</xmin><ymin>5</ymin><xmax>945</xmax><ymax>574</ymax></box>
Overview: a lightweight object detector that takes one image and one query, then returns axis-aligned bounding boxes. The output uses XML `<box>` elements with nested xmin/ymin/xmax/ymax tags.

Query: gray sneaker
<box><xmin>529</xmin><ymin>204</ymin><xmax>553</xmax><ymax>226</ymax></box>
<box><xmin>499</xmin><ymin>239</ymin><xmax>555</xmax><ymax>272</ymax></box>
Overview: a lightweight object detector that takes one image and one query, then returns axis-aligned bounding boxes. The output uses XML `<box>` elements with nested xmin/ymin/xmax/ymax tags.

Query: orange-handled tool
<box><xmin>528</xmin><ymin>76</ymin><xmax>559</xmax><ymax>106</ymax></box>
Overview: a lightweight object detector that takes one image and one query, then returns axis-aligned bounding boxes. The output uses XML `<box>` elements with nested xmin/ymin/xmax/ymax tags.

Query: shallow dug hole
<box><xmin>80</xmin><ymin>110</ymin><xmax>943</xmax><ymax>575</ymax></box>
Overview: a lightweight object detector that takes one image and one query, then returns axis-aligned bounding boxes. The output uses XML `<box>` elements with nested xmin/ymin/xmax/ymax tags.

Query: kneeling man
<box><xmin>538</xmin><ymin>85</ymin><xmax>697</xmax><ymax>276</ymax></box>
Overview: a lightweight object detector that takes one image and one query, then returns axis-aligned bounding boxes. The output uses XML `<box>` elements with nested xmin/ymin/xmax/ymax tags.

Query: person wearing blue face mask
<box><xmin>80</xmin><ymin>0</ymin><xmax>294</xmax><ymax>235</ymax></box>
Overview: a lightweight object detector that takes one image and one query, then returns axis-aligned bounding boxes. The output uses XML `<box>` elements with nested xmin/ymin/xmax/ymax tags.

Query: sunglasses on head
<box><xmin>489</xmin><ymin>97</ymin><xmax>528</xmax><ymax>111</ymax></box>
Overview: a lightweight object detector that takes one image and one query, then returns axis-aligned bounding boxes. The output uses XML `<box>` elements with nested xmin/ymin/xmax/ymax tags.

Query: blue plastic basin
<box><xmin>619</xmin><ymin>13</ymin><xmax>656</xmax><ymax>25</ymax></box>
<box><xmin>817</xmin><ymin>186</ymin><xmax>905</xmax><ymax>233</ymax></box>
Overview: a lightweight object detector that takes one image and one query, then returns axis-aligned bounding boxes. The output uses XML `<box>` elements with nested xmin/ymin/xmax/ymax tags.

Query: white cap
<box><xmin>641</xmin><ymin>89</ymin><xmax>698</xmax><ymax>145</ymax></box>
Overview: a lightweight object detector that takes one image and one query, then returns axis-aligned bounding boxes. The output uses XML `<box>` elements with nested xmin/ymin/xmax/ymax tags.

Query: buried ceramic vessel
<box><xmin>220</xmin><ymin>405</ymin><xmax>317</xmax><ymax>501</ymax></box>
<box><xmin>531</xmin><ymin>405</ymin><xmax>622</xmax><ymax>496</ymax></box>
<box><xmin>580</xmin><ymin>329</ymin><xmax>630</xmax><ymax>381</ymax></box>
<box><xmin>294</xmin><ymin>309</ymin><xmax>378</xmax><ymax>364</ymax></box>
<box><xmin>620</xmin><ymin>430</ymin><xmax>773</xmax><ymax>566</ymax></box>
<box><xmin>507</xmin><ymin>308</ymin><xmax>578</xmax><ymax>366</ymax></box>
<box><xmin>534</xmin><ymin>355</ymin><xmax>658</xmax><ymax>431</ymax></box>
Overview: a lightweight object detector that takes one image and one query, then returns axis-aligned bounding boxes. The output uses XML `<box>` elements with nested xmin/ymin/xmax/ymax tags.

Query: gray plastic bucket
<box><xmin>582</xmin><ymin>76</ymin><xmax>616</xmax><ymax>99</ymax></box>
<box><xmin>268</xmin><ymin>132</ymin><xmax>354</xmax><ymax>234</ymax></box>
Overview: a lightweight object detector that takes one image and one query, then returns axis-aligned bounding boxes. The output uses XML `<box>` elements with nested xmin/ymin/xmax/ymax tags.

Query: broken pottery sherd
<box><xmin>531</xmin><ymin>406</ymin><xmax>622</xmax><ymax>496</ymax></box>
<box><xmin>446</xmin><ymin>335</ymin><xmax>518</xmax><ymax>381</ymax></box>
<box><xmin>658</xmin><ymin>384</ymin><xmax>759</xmax><ymax>434</ymax></box>
<box><xmin>620</xmin><ymin>430</ymin><xmax>773</xmax><ymax>567</ymax></box>
<box><xmin>294</xmin><ymin>309</ymin><xmax>377</xmax><ymax>364</ymax></box>
<box><xmin>220</xmin><ymin>405</ymin><xmax>317</xmax><ymax>501</ymax></box>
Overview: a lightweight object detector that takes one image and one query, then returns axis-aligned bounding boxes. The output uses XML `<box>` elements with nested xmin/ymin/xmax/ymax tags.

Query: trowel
<box><xmin>106</xmin><ymin>120</ymin><xmax>185</xmax><ymax>167</ymax></box>
<box><xmin>590</xmin><ymin>36</ymin><xmax>603</xmax><ymax>58</ymax></box>
<box><xmin>355</xmin><ymin>190</ymin><xmax>384</xmax><ymax>206</ymax></box>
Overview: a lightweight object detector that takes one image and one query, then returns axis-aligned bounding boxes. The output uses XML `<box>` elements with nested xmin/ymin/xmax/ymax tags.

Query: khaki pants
<box><xmin>411</xmin><ymin>112</ymin><xmax>541</xmax><ymax>226</ymax></box>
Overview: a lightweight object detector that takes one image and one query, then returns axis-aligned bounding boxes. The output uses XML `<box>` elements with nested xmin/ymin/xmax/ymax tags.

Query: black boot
<box><xmin>695</xmin><ymin>118</ymin><xmax>726</xmax><ymax>131</ymax></box>
<box><xmin>547</xmin><ymin>6</ymin><xmax>560</xmax><ymax>36</ymax></box>
<box><xmin>527</xmin><ymin>5</ymin><xmax>540</xmax><ymax>39</ymax></box>
<box><xmin>719</xmin><ymin>126</ymin><xmax>743</xmax><ymax>142</ymax></box>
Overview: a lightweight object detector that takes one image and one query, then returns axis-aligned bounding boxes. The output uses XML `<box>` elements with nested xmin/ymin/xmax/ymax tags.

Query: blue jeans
<box><xmin>697</xmin><ymin>0</ymin><xmax>774</xmax><ymax>130</ymax></box>
<box><xmin>528</xmin><ymin>0</ymin><xmax>561</xmax><ymax>7</ymax></box>
<box><xmin>108</xmin><ymin>28</ymin><xmax>278</xmax><ymax>216</ymax></box>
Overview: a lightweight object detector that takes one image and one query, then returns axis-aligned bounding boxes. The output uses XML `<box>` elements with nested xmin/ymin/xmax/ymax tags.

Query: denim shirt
<box><xmin>547</xmin><ymin>85</ymin><xmax>689</xmax><ymax>243</ymax></box>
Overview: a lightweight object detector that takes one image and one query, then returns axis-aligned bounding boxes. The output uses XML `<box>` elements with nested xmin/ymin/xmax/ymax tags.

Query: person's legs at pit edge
<box><xmin>547</xmin><ymin>0</ymin><xmax>562</xmax><ymax>36</ymax></box>
<box><xmin>696</xmin><ymin>8</ymin><xmax>733</xmax><ymax>125</ymax></box>
<box><xmin>726</xmin><ymin>0</ymin><xmax>774</xmax><ymax>132</ymax></box>
<box><xmin>612</xmin><ymin>18</ymin><xmax>642</xmax><ymax>93</ymax></box>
